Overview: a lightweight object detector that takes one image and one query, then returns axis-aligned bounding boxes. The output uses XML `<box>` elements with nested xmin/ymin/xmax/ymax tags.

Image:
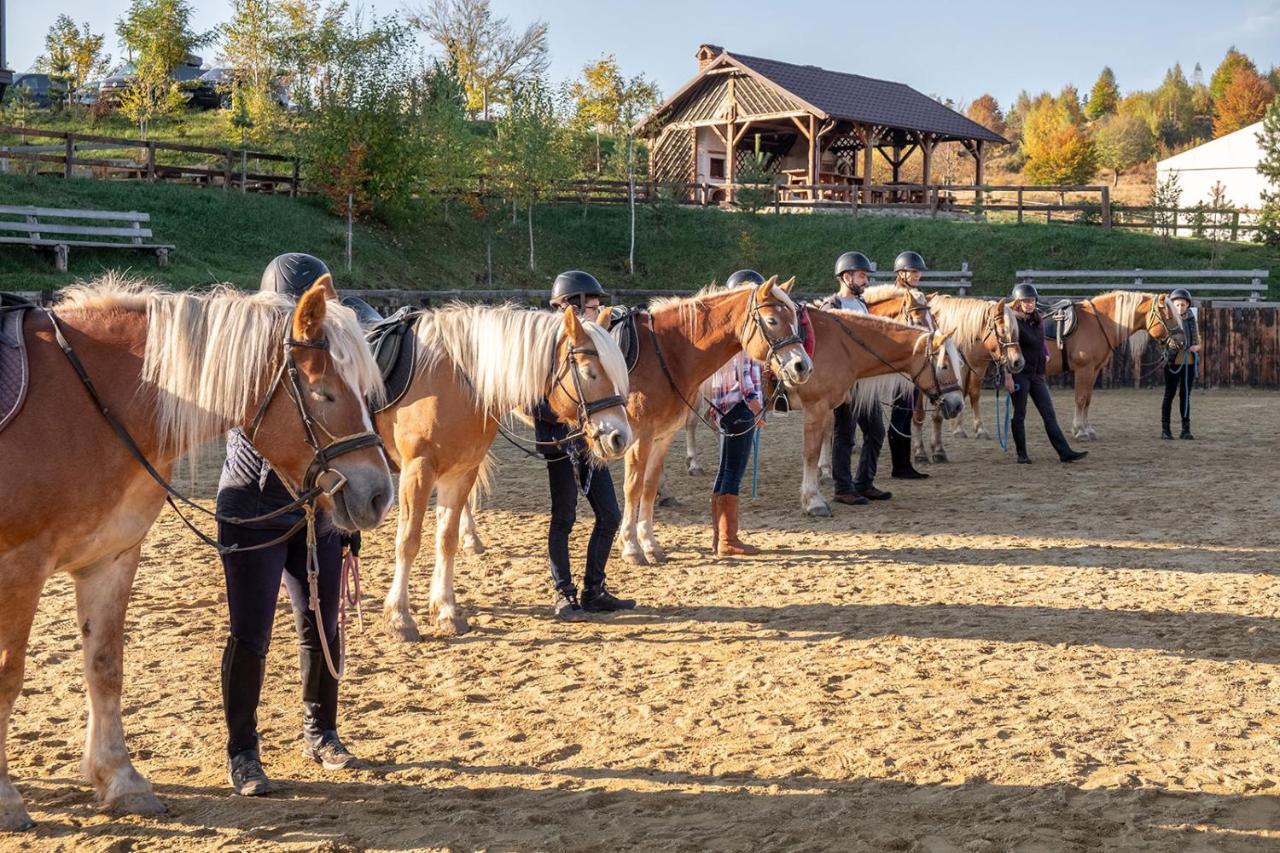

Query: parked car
<box><xmin>98</xmin><ymin>56</ymin><xmax>205</xmax><ymax>106</ymax></box>
<box><xmin>182</xmin><ymin>67</ymin><xmax>292</xmax><ymax>111</ymax></box>
<box><xmin>73</xmin><ymin>79</ymin><xmax>102</xmax><ymax>106</ymax></box>
<box><xmin>9</xmin><ymin>73</ymin><xmax>69</xmax><ymax>108</ymax></box>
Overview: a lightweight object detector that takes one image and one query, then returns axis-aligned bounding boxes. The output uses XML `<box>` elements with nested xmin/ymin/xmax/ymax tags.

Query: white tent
<box><xmin>1156</xmin><ymin>121</ymin><xmax>1267</xmax><ymax>209</ymax></box>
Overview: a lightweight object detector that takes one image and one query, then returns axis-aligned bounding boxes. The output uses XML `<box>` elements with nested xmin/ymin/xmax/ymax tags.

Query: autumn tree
<box><xmin>1085</xmin><ymin>67</ymin><xmax>1118</xmax><ymax>120</ymax></box>
<box><xmin>408</xmin><ymin>0</ymin><xmax>549</xmax><ymax>119</ymax></box>
<box><xmin>36</xmin><ymin>15</ymin><xmax>111</xmax><ymax>90</ymax></box>
<box><xmin>1209</xmin><ymin>47</ymin><xmax>1255</xmax><ymax>103</ymax></box>
<box><xmin>1022</xmin><ymin>93</ymin><xmax>1098</xmax><ymax>184</ymax></box>
<box><xmin>1254</xmin><ymin>95</ymin><xmax>1280</xmax><ymax>247</ymax></box>
<box><xmin>1214</xmin><ymin>65</ymin><xmax>1275</xmax><ymax>136</ymax></box>
<box><xmin>1094</xmin><ymin>112</ymin><xmax>1154</xmax><ymax>184</ymax></box>
<box><xmin>967</xmin><ymin>94</ymin><xmax>1005</xmax><ymax>136</ymax></box>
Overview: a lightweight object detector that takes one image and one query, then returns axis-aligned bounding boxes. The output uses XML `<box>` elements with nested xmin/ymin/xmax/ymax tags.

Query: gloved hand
<box><xmin>340</xmin><ymin>531</ymin><xmax>362</xmax><ymax>557</ymax></box>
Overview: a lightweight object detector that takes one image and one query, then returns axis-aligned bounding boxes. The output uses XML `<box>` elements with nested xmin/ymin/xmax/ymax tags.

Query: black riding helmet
<box><xmin>340</xmin><ymin>295</ymin><xmax>384</xmax><ymax>327</ymax></box>
<box><xmin>260</xmin><ymin>252</ymin><xmax>331</xmax><ymax>298</ymax></box>
<box><xmin>551</xmin><ymin>270</ymin><xmax>607</xmax><ymax>309</ymax></box>
<box><xmin>1169</xmin><ymin>287</ymin><xmax>1192</xmax><ymax>302</ymax></box>
<box><xmin>726</xmin><ymin>269</ymin><xmax>766</xmax><ymax>288</ymax></box>
<box><xmin>834</xmin><ymin>251</ymin><xmax>873</xmax><ymax>278</ymax></box>
<box><xmin>893</xmin><ymin>251</ymin><xmax>927</xmax><ymax>273</ymax></box>
<box><xmin>1011</xmin><ymin>283</ymin><xmax>1039</xmax><ymax>301</ymax></box>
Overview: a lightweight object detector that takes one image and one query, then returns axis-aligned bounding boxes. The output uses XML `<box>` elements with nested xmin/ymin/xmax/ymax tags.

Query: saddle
<box><xmin>1037</xmin><ymin>299</ymin><xmax>1077</xmax><ymax>347</ymax></box>
<box><xmin>607</xmin><ymin>306</ymin><xmax>642</xmax><ymax>373</ymax></box>
<box><xmin>363</xmin><ymin>307</ymin><xmax>421</xmax><ymax>414</ymax></box>
<box><xmin>0</xmin><ymin>293</ymin><xmax>35</xmax><ymax>433</ymax></box>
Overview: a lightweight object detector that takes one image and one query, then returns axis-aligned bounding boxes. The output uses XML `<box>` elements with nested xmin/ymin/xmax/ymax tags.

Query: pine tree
<box><xmin>1254</xmin><ymin>95</ymin><xmax>1280</xmax><ymax>247</ymax></box>
<box><xmin>1085</xmin><ymin>67</ymin><xmax>1119</xmax><ymax>120</ymax></box>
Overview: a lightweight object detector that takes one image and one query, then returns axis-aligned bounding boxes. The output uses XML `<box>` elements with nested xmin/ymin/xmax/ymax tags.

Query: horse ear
<box><xmin>779</xmin><ymin>276</ymin><xmax>796</xmax><ymax>294</ymax></box>
<box><xmin>310</xmin><ymin>273</ymin><xmax>338</xmax><ymax>301</ymax></box>
<box><xmin>562</xmin><ymin>305</ymin><xmax>586</xmax><ymax>342</ymax></box>
<box><xmin>756</xmin><ymin>278</ymin><xmax>775</xmax><ymax>301</ymax></box>
<box><xmin>293</xmin><ymin>284</ymin><xmax>328</xmax><ymax>342</ymax></box>
<box><xmin>996</xmin><ymin>297</ymin><xmax>1006</xmax><ymax>310</ymax></box>
<box><xmin>596</xmin><ymin>307</ymin><xmax>613</xmax><ymax>332</ymax></box>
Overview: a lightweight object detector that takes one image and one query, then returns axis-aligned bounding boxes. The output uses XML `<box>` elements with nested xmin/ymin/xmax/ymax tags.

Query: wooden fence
<box><xmin>0</xmin><ymin>126</ymin><xmax>301</xmax><ymax>195</ymax></box>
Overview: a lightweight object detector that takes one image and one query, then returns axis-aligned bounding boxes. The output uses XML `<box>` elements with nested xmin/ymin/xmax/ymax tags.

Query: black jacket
<box><xmin>533</xmin><ymin>400</ymin><xmax>581</xmax><ymax>461</ymax></box>
<box><xmin>1015</xmin><ymin>311</ymin><xmax>1048</xmax><ymax>376</ymax></box>
<box><xmin>216</xmin><ymin>428</ymin><xmax>308</xmax><ymax>531</ymax></box>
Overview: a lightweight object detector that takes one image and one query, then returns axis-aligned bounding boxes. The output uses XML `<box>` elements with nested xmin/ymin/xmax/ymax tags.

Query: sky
<box><xmin>6</xmin><ymin>0</ymin><xmax>1279</xmax><ymax>110</ymax></box>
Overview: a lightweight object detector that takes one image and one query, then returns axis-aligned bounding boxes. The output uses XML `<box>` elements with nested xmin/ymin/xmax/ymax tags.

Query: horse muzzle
<box><xmin>940</xmin><ymin>391</ymin><xmax>965</xmax><ymax>420</ymax></box>
<box><xmin>777</xmin><ymin>350</ymin><xmax>813</xmax><ymax>386</ymax></box>
<box><xmin>327</xmin><ymin>462</ymin><xmax>393</xmax><ymax>531</ymax></box>
<box><xmin>591</xmin><ymin>419</ymin><xmax>633</xmax><ymax>460</ymax></box>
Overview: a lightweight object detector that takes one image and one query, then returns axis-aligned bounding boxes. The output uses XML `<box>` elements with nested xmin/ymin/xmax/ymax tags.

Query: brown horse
<box><xmin>1040</xmin><ymin>291</ymin><xmax>1184</xmax><ymax>439</ymax></box>
<box><xmin>0</xmin><ymin>277</ymin><xmax>391</xmax><ymax>831</ymax></box>
<box><xmin>376</xmin><ymin>304</ymin><xmax>632</xmax><ymax>640</ymax></box>
<box><xmin>794</xmin><ymin>309</ymin><xmax>965</xmax><ymax>516</ymax></box>
<box><xmin>915</xmin><ymin>294</ymin><xmax>1024</xmax><ymax>459</ymax></box>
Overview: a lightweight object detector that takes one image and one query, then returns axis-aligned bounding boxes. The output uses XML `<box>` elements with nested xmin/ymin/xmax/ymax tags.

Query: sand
<box><xmin>6</xmin><ymin>388</ymin><xmax>1280</xmax><ymax>852</ymax></box>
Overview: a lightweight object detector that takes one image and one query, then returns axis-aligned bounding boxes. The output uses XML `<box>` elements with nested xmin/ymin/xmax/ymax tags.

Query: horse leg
<box><xmin>968</xmin><ymin>371</ymin><xmax>988</xmax><ymax>439</ymax></box>
<box><xmin>620</xmin><ymin>441</ymin><xmax>649</xmax><ymax>566</ymax></box>
<box><xmin>912</xmin><ymin>398</ymin><xmax>930</xmax><ymax>464</ymax></box>
<box><xmin>684</xmin><ymin>413</ymin><xmax>703</xmax><ymax>476</ymax></box>
<box><xmin>0</xmin><ymin>561</ymin><xmax>45</xmax><ymax>831</ymax></box>
<box><xmin>72</xmin><ymin>546</ymin><xmax>164</xmax><ymax>816</ymax></box>
<box><xmin>801</xmin><ymin>407</ymin><xmax>833</xmax><ymax>517</ymax></box>
<box><xmin>459</xmin><ymin>503</ymin><xmax>485</xmax><ymax>556</ymax></box>
<box><xmin>1080</xmin><ymin>373</ymin><xmax>1098</xmax><ymax>439</ymax></box>
<box><xmin>656</xmin><ymin>472</ymin><xmax>680</xmax><ymax>508</ymax></box>
<box><xmin>1071</xmin><ymin>367</ymin><xmax>1096</xmax><ymax>440</ymax></box>
<box><xmin>930</xmin><ymin>408</ymin><xmax>948</xmax><ymax>463</ymax></box>
<box><xmin>428</xmin><ymin>473</ymin><xmax>475</xmax><ymax>636</ymax></box>
<box><xmin>817</xmin><ymin>425</ymin><xmax>832</xmax><ymax>484</ymax></box>
<box><xmin>640</xmin><ymin>432</ymin><xmax>676</xmax><ymax>563</ymax></box>
<box><xmin>383</xmin><ymin>457</ymin><xmax>436</xmax><ymax>642</ymax></box>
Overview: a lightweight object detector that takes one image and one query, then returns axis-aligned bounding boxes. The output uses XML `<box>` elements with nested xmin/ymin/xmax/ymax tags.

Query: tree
<box><xmin>1152</xmin><ymin>63</ymin><xmax>1194</xmax><ymax>148</ymax></box>
<box><xmin>221</xmin><ymin>0</ymin><xmax>285</xmax><ymax>141</ymax></box>
<box><xmin>1209</xmin><ymin>47</ymin><xmax>1255</xmax><ymax>103</ymax></box>
<box><xmin>35</xmin><ymin>15</ymin><xmax>111</xmax><ymax>91</ymax></box>
<box><xmin>1024</xmin><ymin>123</ymin><xmax>1098</xmax><ymax>184</ymax></box>
<box><xmin>492</xmin><ymin>79</ymin><xmax>572</xmax><ymax>269</ymax></box>
<box><xmin>1150</xmin><ymin>170</ymin><xmax>1182</xmax><ymax>237</ymax></box>
<box><xmin>1214</xmin><ymin>65</ymin><xmax>1275</xmax><ymax>137</ymax></box>
<box><xmin>568</xmin><ymin>55</ymin><xmax>660</xmax><ymax>136</ymax></box>
<box><xmin>967</xmin><ymin>94</ymin><xmax>1005</xmax><ymax>136</ymax></box>
<box><xmin>1254</xmin><ymin>95</ymin><xmax>1280</xmax><ymax>247</ymax></box>
<box><xmin>408</xmin><ymin>0</ymin><xmax>549</xmax><ymax>119</ymax></box>
<box><xmin>1085</xmin><ymin>67</ymin><xmax>1119</xmax><ymax>120</ymax></box>
<box><xmin>1056</xmin><ymin>85</ymin><xmax>1085</xmax><ymax>124</ymax></box>
<box><xmin>115</xmin><ymin>0</ymin><xmax>214</xmax><ymax>136</ymax></box>
<box><xmin>1094</xmin><ymin>112</ymin><xmax>1155</xmax><ymax>184</ymax></box>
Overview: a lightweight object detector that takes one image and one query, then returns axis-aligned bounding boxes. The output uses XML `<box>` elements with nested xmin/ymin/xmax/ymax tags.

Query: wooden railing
<box><xmin>0</xmin><ymin>126</ymin><xmax>301</xmax><ymax>196</ymax></box>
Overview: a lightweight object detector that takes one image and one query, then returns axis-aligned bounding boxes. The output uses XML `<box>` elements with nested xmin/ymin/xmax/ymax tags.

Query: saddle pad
<box><xmin>608</xmin><ymin>306</ymin><xmax>642</xmax><ymax>373</ymax></box>
<box><xmin>0</xmin><ymin>308</ymin><xmax>30</xmax><ymax>433</ymax></box>
<box><xmin>365</xmin><ymin>308</ymin><xmax>422</xmax><ymax>414</ymax></box>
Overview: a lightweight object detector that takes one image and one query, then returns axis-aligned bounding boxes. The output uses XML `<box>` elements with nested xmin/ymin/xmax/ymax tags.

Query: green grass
<box><xmin>2</xmin><ymin>172</ymin><xmax>1277</xmax><ymax>297</ymax></box>
<box><xmin>1</xmin><ymin>106</ymin><xmax>289</xmax><ymax>153</ymax></box>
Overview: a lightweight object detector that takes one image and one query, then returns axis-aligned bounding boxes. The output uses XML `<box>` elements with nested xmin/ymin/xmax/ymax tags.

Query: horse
<box><xmin>0</xmin><ymin>276</ymin><xmax>392</xmax><ymax>831</ymax></box>
<box><xmin>913</xmin><ymin>294</ymin><xmax>1024</xmax><ymax>460</ymax></box>
<box><xmin>1039</xmin><ymin>291</ymin><xmax>1185</xmax><ymax>439</ymax></box>
<box><xmin>376</xmin><ymin>304</ymin><xmax>632</xmax><ymax>640</ymax></box>
<box><xmin>793</xmin><ymin>309</ymin><xmax>966</xmax><ymax>516</ymax></box>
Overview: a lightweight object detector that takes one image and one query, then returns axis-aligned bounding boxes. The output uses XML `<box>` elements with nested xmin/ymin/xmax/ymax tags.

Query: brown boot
<box><xmin>716</xmin><ymin>494</ymin><xmax>760</xmax><ymax>557</ymax></box>
<box><xmin>710</xmin><ymin>494</ymin><xmax>722</xmax><ymax>553</ymax></box>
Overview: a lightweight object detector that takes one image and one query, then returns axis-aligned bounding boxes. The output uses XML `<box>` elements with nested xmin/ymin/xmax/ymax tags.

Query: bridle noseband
<box><xmin>741</xmin><ymin>287</ymin><xmax>805</xmax><ymax>370</ymax></box>
<box><xmin>982</xmin><ymin>306</ymin><xmax>1022</xmax><ymax>369</ymax></box>
<box><xmin>1146</xmin><ymin>295</ymin><xmax>1184</xmax><ymax>353</ymax></box>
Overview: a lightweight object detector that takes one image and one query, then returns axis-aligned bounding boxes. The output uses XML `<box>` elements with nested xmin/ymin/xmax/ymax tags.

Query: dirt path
<box><xmin>7</xmin><ymin>389</ymin><xmax>1280</xmax><ymax>851</ymax></box>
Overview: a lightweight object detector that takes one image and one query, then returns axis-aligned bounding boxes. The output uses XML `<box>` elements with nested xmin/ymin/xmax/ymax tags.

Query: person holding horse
<box><xmin>1005</xmin><ymin>283</ymin><xmax>1089</xmax><ymax>465</ymax></box>
<box><xmin>1161</xmin><ymin>288</ymin><xmax>1200</xmax><ymax>440</ymax></box>
<box><xmin>705</xmin><ymin>269</ymin><xmax>768</xmax><ymax>555</ymax></box>
<box><xmin>885</xmin><ymin>251</ymin><xmax>930</xmax><ymax>480</ymax></box>
<box><xmin>218</xmin><ymin>252</ymin><xmax>361</xmax><ymax>797</ymax></box>
<box><xmin>538</xmin><ymin>271</ymin><xmax>635</xmax><ymax>621</ymax></box>
<box><xmin>815</xmin><ymin>251</ymin><xmax>891</xmax><ymax>505</ymax></box>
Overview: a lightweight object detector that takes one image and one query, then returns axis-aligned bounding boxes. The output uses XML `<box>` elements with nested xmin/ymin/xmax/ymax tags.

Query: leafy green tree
<box><xmin>1152</xmin><ymin>63</ymin><xmax>1194</xmax><ymax>147</ymax></box>
<box><xmin>1085</xmin><ymin>67</ymin><xmax>1119</xmax><ymax>120</ymax></box>
<box><xmin>1254</xmin><ymin>95</ymin><xmax>1280</xmax><ymax>247</ymax></box>
<box><xmin>1095</xmin><ymin>112</ymin><xmax>1154</xmax><ymax>184</ymax></box>
<box><xmin>221</xmin><ymin>0</ymin><xmax>285</xmax><ymax>141</ymax></box>
<box><xmin>115</xmin><ymin>0</ymin><xmax>214</xmax><ymax>136</ymax></box>
<box><xmin>36</xmin><ymin>15</ymin><xmax>111</xmax><ymax>91</ymax></box>
<box><xmin>1150</xmin><ymin>170</ymin><xmax>1182</xmax><ymax>237</ymax></box>
<box><xmin>1056</xmin><ymin>85</ymin><xmax>1085</xmax><ymax>124</ymax></box>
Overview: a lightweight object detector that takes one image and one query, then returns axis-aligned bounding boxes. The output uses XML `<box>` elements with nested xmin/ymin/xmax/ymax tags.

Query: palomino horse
<box><xmin>1040</xmin><ymin>291</ymin><xmax>1185</xmax><ymax>439</ymax></box>
<box><xmin>376</xmin><ymin>305</ymin><xmax>632</xmax><ymax>640</ymax></box>
<box><xmin>0</xmin><ymin>277</ymin><xmax>391</xmax><ymax>831</ymax></box>
<box><xmin>795</xmin><ymin>310</ymin><xmax>965</xmax><ymax>516</ymax></box>
<box><xmin>455</xmin><ymin>279</ymin><xmax>811</xmax><ymax>566</ymax></box>
<box><xmin>913</xmin><ymin>294</ymin><xmax>1024</xmax><ymax>460</ymax></box>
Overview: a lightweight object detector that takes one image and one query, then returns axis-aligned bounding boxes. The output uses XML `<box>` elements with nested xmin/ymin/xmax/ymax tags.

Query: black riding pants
<box><xmin>1162</xmin><ymin>363</ymin><xmax>1195</xmax><ymax>423</ymax></box>
<box><xmin>547</xmin><ymin>457</ymin><xmax>621</xmax><ymax>594</ymax></box>
<box><xmin>1010</xmin><ymin>372</ymin><xmax>1072</xmax><ymax>459</ymax></box>
<box><xmin>832</xmin><ymin>401</ymin><xmax>884</xmax><ymax>494</ymax></box>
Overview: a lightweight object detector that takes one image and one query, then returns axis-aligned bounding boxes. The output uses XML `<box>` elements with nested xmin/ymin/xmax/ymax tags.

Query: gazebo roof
<box><xmin>637</xmin><ymin>47</ymin><xmax>1007</xmax><ymax>145</ymax></box>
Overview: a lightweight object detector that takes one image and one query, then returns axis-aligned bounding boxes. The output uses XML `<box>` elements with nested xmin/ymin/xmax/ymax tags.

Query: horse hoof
<box><xmin>463</xmin><ymin>538</ymin><xmax>487</xmax><ymax>557</ymax></box>
<box><xmin>805</xmin><ymin>503</ymin><xmax>832</xmax><ymax>518</ymax></box>
<box><xmin>913</xmin><ymin>453</ymin><xmax>929</xmax><ymax>464</ymax></box>
<box><xmin>687</xmin><ymin>464</ymin><xmax>703</xmax><ymax>476</ymax></box>
<box><xmin>105</xmin><ymin>791</ymin><xmax>166</xmax><ymax>817</ymax></box>
<box><xmin>658</xmin><ymin>495</ymin><xmax>681</xmax><ymax>508</ymax></box>
<box><xmin>622</xmin><ymin>551</ymin><xmax>649</xmax><ymax>567</ymax></box>
<box><xmin>382</xmin><ymin>612</ymin><xmax>421</xmax><ymax>643</ymax></box>
<box><xmin>932</xmin><ymin>452</ymin><xmax>948</xmax><ymax>464</ymax></box>
<box><xmin>433</xmin><ymin>614</ymin><xmax>470</xmax><ymax>637</ymax></box>
<box><xmin>1086</xmin><ymin>430</ymin><xmax>1098</xmax><ymax>441</ymax></box>
<box><xmin>975</xmin><ymin>429</ymin><xmax>990</xmax><ymax>440</ymax></box>
<box><xmin>951</xmin><ymin>428</ymin><xmax>968</xmax><ymax>439</ymax></box>
<box><xmin>644</xmin><ymin>547</ymin><xmax>668</xmax><ymax>565</ymax></box>
<box><xmin>0</xmin><ymin>804</ymin><xmax>34</xmax><ymax>833</ymax></box>
<box><xmin>819</xmin><ymin>474</ymin><xmax>833</xmax><ymax>486</ymax></box>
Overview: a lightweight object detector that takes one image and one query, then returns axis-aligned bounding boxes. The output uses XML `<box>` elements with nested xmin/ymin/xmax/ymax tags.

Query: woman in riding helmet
<box><xmin>219</xmin><ymin>253</ymin><xmax>360</xmax><ymax>797</ymax></box>
<box><xmin>538</xmin><ymin>271</ymin><xmax>635</xmax><ymax>620</ymax></box>
<box><xmin>707</xmin><ymin>269</ymin><xmax>767</xmax><ymax>556</ymax></box>
<box><xmin>1005</xmin><ymin>283</ymin><xmax>1088</xmax><ymax>465</ymax></box>
<box><xmin>1160</xmin><ymin>288</ymin><xmax>1200</xmax><ymax>440</ymax></box>
<box><xmin>886</xmin><ymin>251</ymin><xmax>930</xmax><ymax>480</ymax></box>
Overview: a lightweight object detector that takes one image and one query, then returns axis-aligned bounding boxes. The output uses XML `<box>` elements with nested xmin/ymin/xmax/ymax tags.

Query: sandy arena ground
<box><xmin>6</xmin><ymin>388</ymin><xmax>1280</xmax><ymax>852</ymax></box>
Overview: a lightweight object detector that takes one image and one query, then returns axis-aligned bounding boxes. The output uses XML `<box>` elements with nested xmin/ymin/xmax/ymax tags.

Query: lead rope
<box><xmin>305</xmin><ymin>505</ymin><xmax>345</xmax><ymax>681</ymax></box>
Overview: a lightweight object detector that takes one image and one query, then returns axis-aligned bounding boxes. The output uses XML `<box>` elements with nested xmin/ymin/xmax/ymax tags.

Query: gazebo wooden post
<box><xmin>860</xmin><ymin>125</ymin><xmax>875</xmax><ymax>205</ymax></box>
<box><xmin>920</xmin><ymin>131</ymin><xmax>934</xmax><ymax>190</ymax></box>
<box><xmin>807</xmin><ymin>114</ymin><xmax>817</xmax><ymax>190</ymax></box>
<box><xmin>974</xmin><ymin>139</ymin><xmax>985</xmax><ymax>187</ymax></box>
<box><xmin>725</xmin><ymin>118</ymin><xmax>736</xmax><ymax>205</ymax></box>
<box><xmin>690</xmin><ymin>130</ymin><xmax>699</xmax><ymax>203</ymax></box>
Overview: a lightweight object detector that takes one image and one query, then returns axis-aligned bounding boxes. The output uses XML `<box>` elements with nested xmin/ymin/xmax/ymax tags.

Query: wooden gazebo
<box><xmin>634</xmin><ymin>44</ymin><xmax>1007</xmax><ymax>204</ymax></box>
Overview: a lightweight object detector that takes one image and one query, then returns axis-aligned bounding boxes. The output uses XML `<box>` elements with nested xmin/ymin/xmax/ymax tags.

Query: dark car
<box><xmin>182</xmin><ymin>67</ymin><xmax>291</xmax><ymax>111</ymax></box>
<box><xmin>8</xmin><ymin>73</ymin><xmax>69</xmax><ymax>108</ymax></box>
<box><xmin>99</xmin><ymin>57</ymin><xmax>204</xmax><ymax>105</ymax></box>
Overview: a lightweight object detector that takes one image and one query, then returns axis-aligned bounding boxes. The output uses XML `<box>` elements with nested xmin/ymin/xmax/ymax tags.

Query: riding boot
<box><xmin>716</xmin><ymin>495</ymin><xmax>760</xmax><ymax>557</ymax></box>
<box><xmin>1161</xmin><ymin>417</ymin><xmax>1173</xmax><ymax>440</ymax></box>
<box><xmin>295</xmin><ymin>611</ymin><xmax>357</xmax><ymax>769</ymax></box>
<box><xmin>1180</xmin><ymin>418</ymin><xmax>1194</xmax><ymax>440</ymax></box>
<box><xmin>710</xmin><ymin>494</ymin><xmax>722</xmax><ymax>553</ymax></box>
<box><xmin>889</xmin><ymin>429</ymin><xmax>928</xmax><ymax>480</ymax></box>
<box><xmin>222</xmin><ymin>636</ymin><xmax>273</xmax><ymax>795</ymax></box>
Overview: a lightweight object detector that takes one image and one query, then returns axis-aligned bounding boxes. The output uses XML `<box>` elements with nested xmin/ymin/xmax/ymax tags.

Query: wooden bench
<box><xmin>870</xmin><ymin>262</ymin><xmax>973</xmax><ymax>295</ymax></box>
<box><xmin>1015</xmin><ymin>269</ymin><xmax>1269</xmax><ymax>302</ymax></box>
<box><xmin>0</xmin><ymin>205</ymin><xmax>175</xmax><ymax>272</ymax></box>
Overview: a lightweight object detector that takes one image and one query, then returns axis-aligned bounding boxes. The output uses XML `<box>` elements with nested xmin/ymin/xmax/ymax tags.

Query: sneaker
<box><xmin>228</xmin><ymin>749</ymin><xmax>273</xmax><ymax>796</ymax></box>
<box><xmin>833</xmin><ymin>492</ymin><xmax>869</xmax><ymax>506</ymax></box>
<box><xmin>582</xmin><ymin>585</ymin><xmax>637</xmax><ymax>612</ymax></box>
<box><xmin>302</xmin><ymin>733</ymin><xmax>358</xmax><ymax>770</ymax></box>
<box><xmin>553</xmin><ymin>589</ymin><xmax>589</xmax><ymax>622</ymax></box>
<box><xmin>857</xmin><ymin>486</ymin><xmax>892</xmax><ymax>501</ymax></box>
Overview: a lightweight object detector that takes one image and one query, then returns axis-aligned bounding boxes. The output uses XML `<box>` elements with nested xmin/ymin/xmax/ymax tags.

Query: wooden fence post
<box><xmin>1100</xmin><ymin>185</ymin><xmax>1111</xmax><ymax>229</ymax></box>
<box><xmin>146</xmin><ymin>141</ymin><xmax>156</xmax><ymax>182</ymax></box>
<box><xmin>1230</xmin><ymin>210</ymin><xmax>1240</xmax><ymax>242</ymax></box>
<box><xmin>291</xmin><ymin>157</ymin><xmax>300</xmax><ymax>197</ymax></box>
<box><xmin>1016</xmin><ymin>187</ymin><xmax>1023</xmax><ymax>223</ymax></box>
<box><xmin>223</xmin><ymin>150</ymin><xmax>233</xmax><ymax>190</ymax></box>
<box><xmin>774</xmin><ymin>183</ymin><xmax>780</xmax><ymax>215</ymax></box>
<box><xmin>64</xmin><ymin>133</ymin><xmax>74</xmax><ymax>178</ymax></box>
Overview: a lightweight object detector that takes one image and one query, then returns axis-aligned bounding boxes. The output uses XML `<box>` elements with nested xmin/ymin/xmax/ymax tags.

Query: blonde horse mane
<box><xmin>928</xmin><ymin>295</ymin><xmax>1019</xmax><ymax>346</ymax></box>
<box><xmin>648</xmin><ymin>281</ymin><xmax>797</xmax><ymax>340</ymax></box>
<box><xmin>414</xmin><ymin>303</ymin><xmax>628</xmax><ymax>416</ymax></box>
<box><xmin>1091</xmin><ymin>291</ymin><xmax>1181</xmax><ymax>354</ymax></box>
<box><xmin>57</xmin><ymin>274</ymin><xmax>383</xmax><ymax>458</ymax></box>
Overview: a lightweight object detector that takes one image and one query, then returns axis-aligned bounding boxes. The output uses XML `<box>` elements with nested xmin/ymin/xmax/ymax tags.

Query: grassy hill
<box><xmin>2</xmin><ymin>173</ymin><xmax>1277</xmax><ymax>297</ymax></box>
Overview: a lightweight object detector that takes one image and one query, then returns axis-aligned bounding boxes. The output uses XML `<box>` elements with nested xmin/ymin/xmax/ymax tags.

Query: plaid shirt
<box><xmin>709</xmin><ymin>353</ymin><xmax>761</xmax><ymax>415</ymax></box>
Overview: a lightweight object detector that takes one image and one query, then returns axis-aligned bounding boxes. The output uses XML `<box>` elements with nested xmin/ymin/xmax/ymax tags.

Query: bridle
<box><xmin>548</xmin><ymin>338</ymin><xmax>628</xmax><ymax>445</ymax></box>
<box><xmin>740</xmin><ymin>286</ymin><xmax>805</xmax><ymax>370</ymax></box>
<box><xmin>982</xmin><ymin>304</ymin><xmax>1023</xmax><ymax>370</ymax></box>
<box><xmin>1145</xmin><ymin>294</ymin><xmax>1185</xmax><ymax>353</ymax></box>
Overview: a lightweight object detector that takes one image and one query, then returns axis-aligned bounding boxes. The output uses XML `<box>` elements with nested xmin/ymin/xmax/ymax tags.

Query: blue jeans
<box><xmin>713</xmin><ymin>401</ymin><xmax>755</xmax><ymax>496</ymax></box>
